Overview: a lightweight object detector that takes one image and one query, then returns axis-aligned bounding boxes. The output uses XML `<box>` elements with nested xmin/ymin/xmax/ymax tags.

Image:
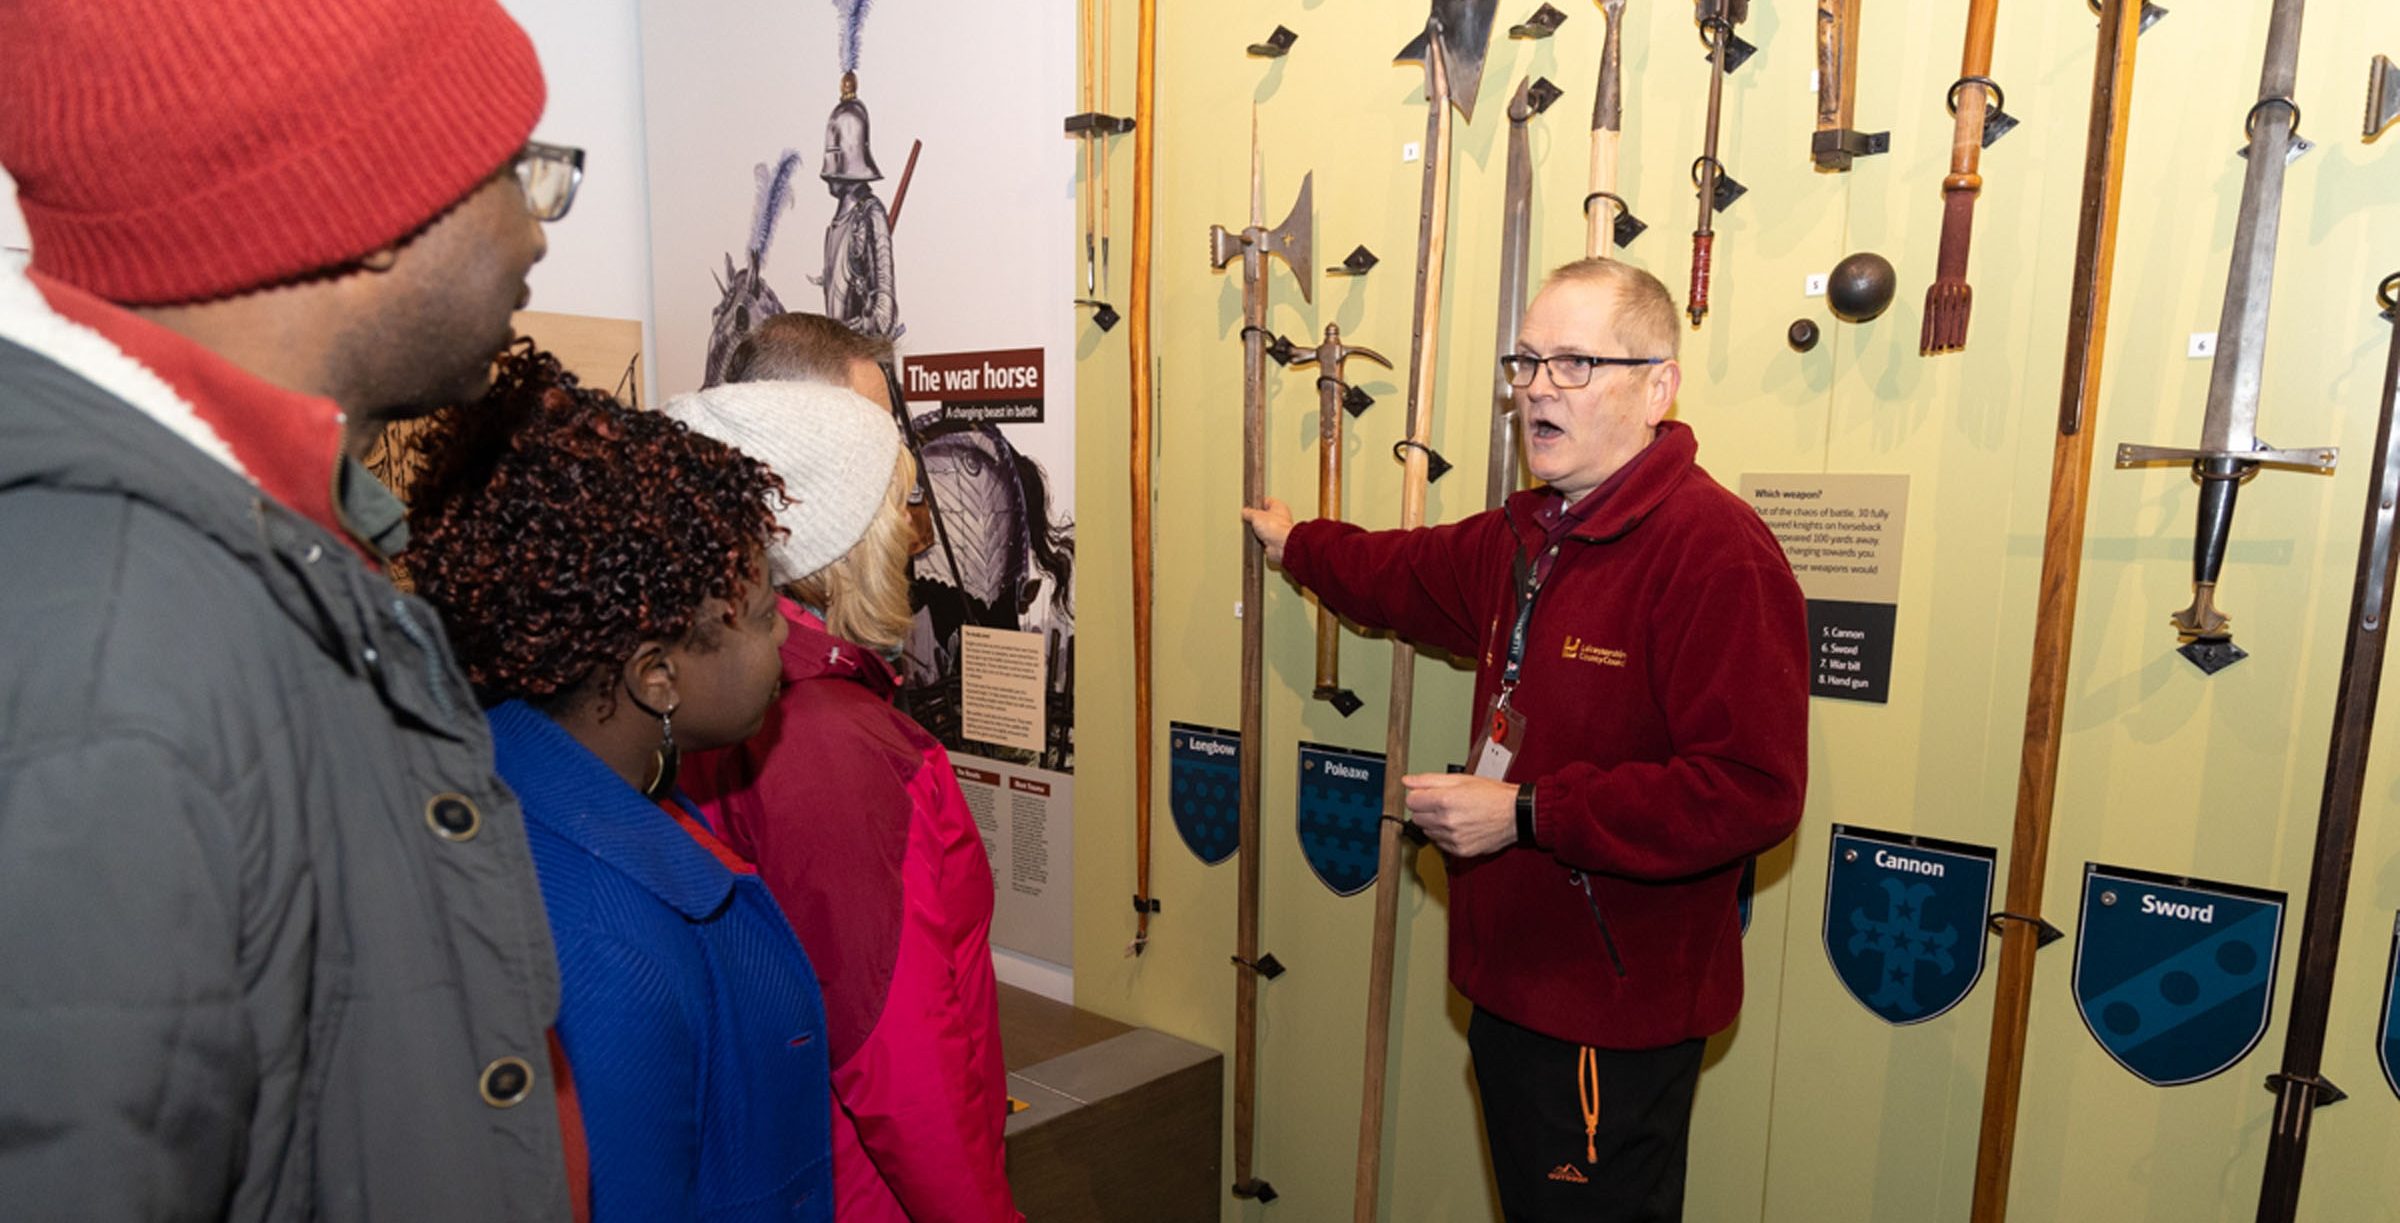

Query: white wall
<box><xmin>501</xmin><ymin>0</ymin><xmax>656</xmax><ymax>403</ymax></box>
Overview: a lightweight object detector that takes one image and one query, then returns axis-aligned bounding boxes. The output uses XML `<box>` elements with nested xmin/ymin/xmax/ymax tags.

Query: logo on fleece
<box><xmin>1560</xmin><ymin>635</ymin><xmax>1627</xmax><ymax>667</ymax></box>
<box><xmin>1546</xmin><ymin>1164</ymin><xmax>1589</xmax><ymax>1184</ymax></box>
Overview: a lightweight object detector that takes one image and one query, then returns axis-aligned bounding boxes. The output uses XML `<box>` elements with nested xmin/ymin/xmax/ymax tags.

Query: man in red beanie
<box><xmin>0</xmin><ymin>2</ymin><xmax>583</xmax><ymax>1219</ymax></box>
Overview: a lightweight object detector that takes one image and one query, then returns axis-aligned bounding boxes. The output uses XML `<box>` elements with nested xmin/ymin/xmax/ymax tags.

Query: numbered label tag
<box><xmin>2072</xmin><ymin>864</ymin><xmax>2285</xmax><ymax>1087</ymax></box>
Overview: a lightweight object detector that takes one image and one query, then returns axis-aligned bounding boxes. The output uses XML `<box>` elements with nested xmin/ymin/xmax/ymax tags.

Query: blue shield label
<box><xmin>2380</xmin><ymin>913</ymin><xmax>2400</xmax><ymax>1102</ymax></box>
<box><xmin>1822</xmin><ymin>825</ymin><xmax>1997</xmax><ymax>1025</ymax></box>
<box><xmin>1168</xmin><ymin>722</ymin><xmax>1240</xmax><ymax>866</ymax></box>
<box><xmin>2072</xmin><ymin>864</ymin><xmax>2285</xmax><ymax>1087</ymax></box>
<box><xmin>1296</xmin><ymin>742</ymin><xmax>1386</xmax><ymax>897</ymax></box>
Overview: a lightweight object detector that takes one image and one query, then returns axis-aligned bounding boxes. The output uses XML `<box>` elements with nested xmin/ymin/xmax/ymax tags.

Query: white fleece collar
<box><xmin>0</xmin><ymin>255</ymin><xmax>248</xmax><ymax>482</ymax></box>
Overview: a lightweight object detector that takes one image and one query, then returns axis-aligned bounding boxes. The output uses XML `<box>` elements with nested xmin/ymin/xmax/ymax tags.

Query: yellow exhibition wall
<box><xmin>1068</xmin><ymin>1</ymin><xmax>2400</xmax><ymax>1219</ymax></box>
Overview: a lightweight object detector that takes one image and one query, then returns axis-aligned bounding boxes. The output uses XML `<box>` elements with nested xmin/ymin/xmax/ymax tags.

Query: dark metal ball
<box><xmin>1787</xmin><ymin>318</ymin><xmax>1820</xmax><ymax>352</ymax></box>
<box><xmin>1827</xmin><ymin>252</ymin><xmax>1898</xmax><ymax>323</ymax></box>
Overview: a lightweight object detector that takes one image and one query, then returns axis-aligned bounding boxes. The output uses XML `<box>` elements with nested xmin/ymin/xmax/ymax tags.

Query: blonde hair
<box><xmin>788</xmin><ymin>450</ymin><xmax>917</xmax><ymax>653</ymax></box>
<box><xmin>1543</xmin><ymin>257</ymin><xmax>1681</xmax><ymax>361</ymax></box>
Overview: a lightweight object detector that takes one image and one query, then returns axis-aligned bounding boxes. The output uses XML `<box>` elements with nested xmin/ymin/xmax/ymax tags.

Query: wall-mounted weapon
<box><xmin>1289</xmin><ymin>326</ymin><xmax>1392</xmax><ymax>718</ymax></box>
<box><xmin>1356</xmin><ymin>7</ymin><xmax>1496</xmax><ymax>1222</ymax></box>
<box><xmin>1492</xmin><ymin>77</ymin><xmax>1559</xmax><ymax>508</ymax></box>
<box><xmin>1067</xmin><ymin>0</ymin><xmax>1133</xmax><ymax>327</ymax></box>
<box><xmin>1813</xmin><ymin>0</ymin><xmax>1888</xmax><ymax>169</ymax></box>
<box><xmin>2115</xmin><ymin>0</ymin><xmax>2336</xmax><ymax>675</ymax></box>
<box><xmin>1688</xmin><ymin>0</ymin><xmax>1750</xmax><ymax>328</ymax></box>
<box><xmin>2251</xmin><ymin>274</ymin><xmax>2400</xmax><ymax>1223</ymax></box>
<box><xmin>2368</xmin><ymin>54</ymin><xmax>2399</xmax><ymax>140</ymax></box>
<box><xmin>1967</xmin><ymin>4</ymin><xmax>2146</xmax><ymax>1219</ymax></box>
<box><xmin>1826</xmin><ymin>252</ymin><xmax>1896</xmax><ymax>322</ymax></box>
<box><xmin>1919</xmin><ymin>0</ymin><xmax>2012</xmax><ymax>353</ymax></box>
<box><xmin>1207</xmin><ymin>118</ymin><xmax>1312</xmax><ymax>1205</ymax></box>
<box><xmin>1584</xmin><ymin>0</ymin><xmax>1645</xmax><ymax>255</ymax></box>
<box><xmin>1126</xmin><ymin>0</ymin><xmax>1160</xmax><ymax>956</ymax></box>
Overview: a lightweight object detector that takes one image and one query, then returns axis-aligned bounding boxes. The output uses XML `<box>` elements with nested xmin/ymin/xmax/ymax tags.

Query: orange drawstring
<box><xmin>1578</xmin><ymin>1046</ymin><xmax>1600</xmax><ymax>1164</ymax></box>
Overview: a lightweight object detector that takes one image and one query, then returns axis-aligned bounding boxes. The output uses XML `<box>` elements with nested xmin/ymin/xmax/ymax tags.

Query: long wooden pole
<box><xmin>1969</xmin><ymin>2</ymin><xmax>2141</xmax><ymax>1217</ymax></box>
<box><xmin>1128</xmin><ymin>0</ymin><xmax>1158</xmax><ymax>954</ymax></box>
<box><xmin>1920</xmin><ymin>0</ymin><xmax>2002</xmax><ymax>352</ymax></box>
<box><xmin>1585</xmin><ymin>0</ymin><xmax>1629</xmax><ymax>259</ymax></box>
<box><xmin>1355</xmin><ymin>34</ymin><xmax>1452</xmax><ymax>1223</ymax></box>
<box><xmin>1233</xmin><ymin>118</ymin><xmax>1270</xmax><ymax>1201</ymax></box>
<box><xmin>2252</xmin><ymin>276</ymin><xmax>2400</xmax><ymax>1222</ymax></box>
<box><xmin>1079</xmin><ymin>0</ymin><xmax>1096</xmax><ymax>294</ymax></box>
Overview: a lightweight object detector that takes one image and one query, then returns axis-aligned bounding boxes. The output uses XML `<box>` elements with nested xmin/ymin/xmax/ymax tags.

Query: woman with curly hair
<box><xmin>405</xmin><ymin>346</ymin><xmax>833</xmax><ymax>1223</ymax></box>
<box><xmin>662</xmin><ymin>371</ymin><xmax>1019</xmax><ymax>1223</ymax></box>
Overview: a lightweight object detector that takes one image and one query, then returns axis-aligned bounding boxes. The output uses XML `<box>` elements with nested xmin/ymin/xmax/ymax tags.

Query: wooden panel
<box><xmin>999</xmin><ymin>983</ymin><xmax>1133</xmax><ymax>1071</ymax></box>
<box><xmin>512</xmin><ymin>310</ymin><xmax>643</xmax><ymax>405</ymax></box>
<box><xmin>998</xmin><ymin>987</ymin><xmax>1220</xmax><ymax>1223</ymax></box>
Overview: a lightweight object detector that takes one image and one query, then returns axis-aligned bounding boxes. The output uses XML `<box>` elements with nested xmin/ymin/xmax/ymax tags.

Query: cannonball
<box><xmin>1787</xmin><ymin>318</ymin><xmax>1821</xmax><ymax>352</ymax></box>
<box><xmin>1827</xmin><ymin>252</ymin><xmax>1898</xmax><ymax>323</ymax></box>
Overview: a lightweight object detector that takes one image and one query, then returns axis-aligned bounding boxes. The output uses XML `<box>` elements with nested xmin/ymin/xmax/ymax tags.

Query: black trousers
<box><xmin>1468</xmin><ymin>1007</ymin><xmax>1707</xmax><ymax>1223</ymax></box>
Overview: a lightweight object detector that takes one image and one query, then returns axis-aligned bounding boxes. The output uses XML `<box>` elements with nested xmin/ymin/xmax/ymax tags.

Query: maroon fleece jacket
<box><xmin>1283</xmin><ymin>421</ymin><xmax>1808</xmax><ymax>1048</ymax></box>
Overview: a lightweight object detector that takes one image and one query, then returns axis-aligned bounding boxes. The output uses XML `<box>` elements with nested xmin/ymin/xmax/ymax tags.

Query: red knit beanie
<box><xmin>0</xmin><ymin>0</ymin><xmax>546</xmax><ymax>305</ymax></box>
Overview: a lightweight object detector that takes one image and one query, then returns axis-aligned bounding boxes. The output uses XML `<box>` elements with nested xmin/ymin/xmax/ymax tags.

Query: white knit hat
<box><xmin>659</xmin><ymin>380</ymin><xmax>903</xmax><ymax>584</ymax></box>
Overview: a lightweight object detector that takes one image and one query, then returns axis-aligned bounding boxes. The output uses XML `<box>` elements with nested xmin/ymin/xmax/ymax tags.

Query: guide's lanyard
<box><xmin>1495</xmin><ymin>540</ymin><xmax>1561</xmax><ymax>714</ymax></box>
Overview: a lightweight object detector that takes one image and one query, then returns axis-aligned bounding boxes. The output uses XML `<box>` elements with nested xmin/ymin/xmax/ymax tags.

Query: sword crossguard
<box><xmin>2115</xmin><ymin>442</ymin><xmax>2340</xmax><ymax>473</ymax></box>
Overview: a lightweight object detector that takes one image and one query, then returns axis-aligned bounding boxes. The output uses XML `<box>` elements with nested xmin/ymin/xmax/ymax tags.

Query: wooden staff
<box><xmin>1292</xmin><ymin>327</ymin><xmax>1393</xmax><ymax>716</ymax></box>
<box><xmin>1128</xmin><ymin>0</ymin><xmax>1159</xmax><ymax>954</ymax></box>
<box><xmin>1968</xmin><ymin>1</ymin><xmax>2143</xmax><ymax>1217</ymax></box>
<box><xmin>2250</xmin><ymin>274</ymin><xmax>2400</xmax><ymax>1223</ymax></box>
<box><xmin>1584</xmin><ymin>0</ymin><xmax>1635</xmax><ymax>257</ymax></box>
<box><xmin>1079</xmin><ymin>0</ymin><xmax>1096</xmax><ymax>294</ymax></box>
<box><xmin>1920</xmin><ymin>0</ymin><xmax>2002</xmax><ymax>353</ymax></box>
<box><xmin>1813</xmin><ymin>0</ymin><xmax>1868</xmax><ymax>169</ymax></box>
<box><xmin>1099</xmin><ymin>0</ymin><xmax>1113</xmax><ymax>294</ymax></box>
<box><xmin>1209</xmin><ymin>114</ymin><xmax>1312</xmax><ymax>1204</ymax></box>
<box><xmin>1358</xmin><ymin>3</ymin><xmax>1493</xmax><ymax>1211</ymax></box>
<box><xmin>1688</xmin><ymin>0</ymin><xmax>1745</xmax><ymax>327</ymax></box>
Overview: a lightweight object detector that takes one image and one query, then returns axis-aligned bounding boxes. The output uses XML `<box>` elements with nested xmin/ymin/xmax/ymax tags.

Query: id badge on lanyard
<box><xmin>1468</xmin><ymin>541</ymin><xmax>1554</xmax><ymax>782</ymax></box>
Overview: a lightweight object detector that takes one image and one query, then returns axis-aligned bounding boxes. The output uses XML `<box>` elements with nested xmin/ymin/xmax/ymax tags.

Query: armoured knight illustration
<box><xmin>818</xmin><ymin>72</ymin><xmax>899</xmax><ymax>340</ymax></box>
<box><xmin>703</xmin><ymin>150</ymin><xmax>802</xmax><ymax>387</ymax></box>
<box><xmin>900</xmin><ymin>419</ymin><xmax>1074</xmax><ymax>770</ymax></box>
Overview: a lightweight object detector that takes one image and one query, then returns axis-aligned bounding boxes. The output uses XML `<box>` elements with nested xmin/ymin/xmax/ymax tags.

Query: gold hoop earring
<box><xmin>624</xmin><ymin>684</ymin><xmax>680</xmax><ymax>800</ymax></box>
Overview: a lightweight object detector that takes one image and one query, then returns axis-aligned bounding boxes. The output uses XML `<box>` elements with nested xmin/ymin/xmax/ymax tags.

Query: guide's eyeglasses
<box><xmin>513</xmin><ymin>141</ymin><xmax>585</xmax><ymax>222</ymax></box>
<box><xmin>1499</xmin><ymin>352</ymin><xmax>1665</xmax><ymax>390</ymax></box>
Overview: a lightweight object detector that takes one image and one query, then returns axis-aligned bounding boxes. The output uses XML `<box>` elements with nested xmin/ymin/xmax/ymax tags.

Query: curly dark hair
<box><xmin>405</xmin><ymin>343</ymin><xmax>788</xmax><ymax>708</ymax></box>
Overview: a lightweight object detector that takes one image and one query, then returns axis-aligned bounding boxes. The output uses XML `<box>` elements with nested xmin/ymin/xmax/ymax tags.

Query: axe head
<box><xmin>1395</xmin><ymin>0</ymin><xmax>1501</xmax><ymax>122</ymax></box>
<box><xmin>1263</xmin><ymin>173</ymin><xmax>1315</xmax><ymax>303</ymax></box>
<box><xmin>1208</xmin><ymin>224</ymin><xmax>1243</xmax><ymax>270</ymax></box>
<box><xmin>2370</xmin><ymin>54</ymin><xmax>2400</xmax><ymax>141</ymax></box>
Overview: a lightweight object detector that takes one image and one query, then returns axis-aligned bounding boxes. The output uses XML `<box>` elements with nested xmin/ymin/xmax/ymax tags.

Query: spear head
<box><xmin>1396</xmin><ymin>1</ymin><xmax>1501</xmax><ymax>122</ymax></box>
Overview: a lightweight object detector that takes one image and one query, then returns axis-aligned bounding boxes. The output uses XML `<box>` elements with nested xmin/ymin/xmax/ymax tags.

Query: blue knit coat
<box><xmin>489</xmin><ymin>701</ymin><xmax>833</xmax><ymax>1222</ymax></box>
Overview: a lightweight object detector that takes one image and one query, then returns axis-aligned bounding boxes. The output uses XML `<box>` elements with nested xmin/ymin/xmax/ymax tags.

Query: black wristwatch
<box><xmin>1514</xmin><ymin>783</ymin><xmax>1537</xmax><ymax>848</ymax></box>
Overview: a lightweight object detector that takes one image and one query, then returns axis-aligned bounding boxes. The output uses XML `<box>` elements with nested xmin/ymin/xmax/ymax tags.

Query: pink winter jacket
<box><xmin>685</xmin><ymin>600</ymin><xmax>1018</xmax><ymax>1223</ymax></box>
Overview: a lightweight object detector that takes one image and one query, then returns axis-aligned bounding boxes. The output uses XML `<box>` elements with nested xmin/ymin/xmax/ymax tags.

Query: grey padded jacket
<box><xmin>0</xmin><ymin>270</ymin><xmax>574</xmax><ymax>1222</ymax></box>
